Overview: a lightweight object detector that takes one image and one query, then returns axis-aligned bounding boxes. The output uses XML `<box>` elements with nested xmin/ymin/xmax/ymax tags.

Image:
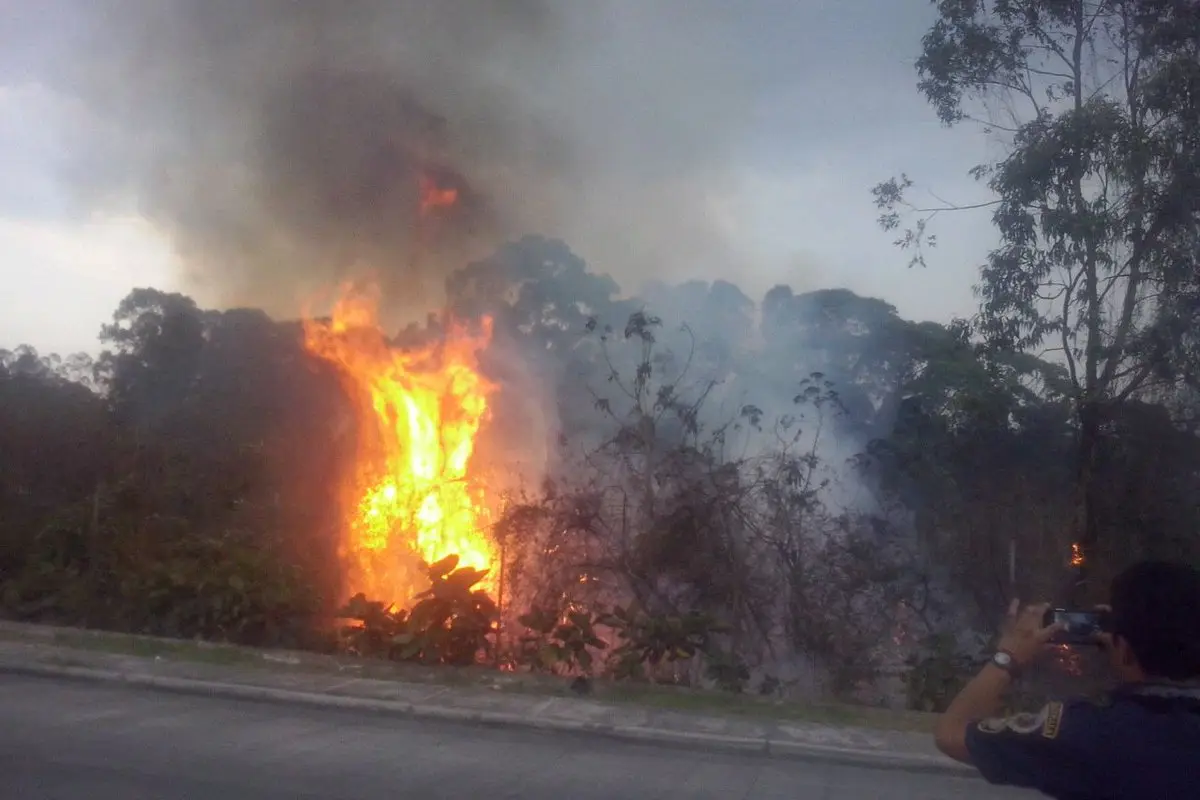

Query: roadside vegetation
<box><xmin>4</xmin><ymin>0</ymin><xmax>1199</xmax><ymax>712</ymax></box>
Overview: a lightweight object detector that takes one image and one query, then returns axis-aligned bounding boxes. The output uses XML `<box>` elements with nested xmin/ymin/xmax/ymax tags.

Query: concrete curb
<box><xmin>0</xmin><ymin>661</ymin><xmax>975</xmax><ymax>778</ymax></box>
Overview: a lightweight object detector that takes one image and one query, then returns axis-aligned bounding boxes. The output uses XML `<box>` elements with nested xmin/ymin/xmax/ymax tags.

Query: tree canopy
<box><xmin>4</xmin><ymin>233</ymin><xmax>1197</xmax><ymax>703</ymax></box>
<box><xmin>873</xmin><ymin>0</ymin><xmax>1200</xmax><ymax>595</ymax></box>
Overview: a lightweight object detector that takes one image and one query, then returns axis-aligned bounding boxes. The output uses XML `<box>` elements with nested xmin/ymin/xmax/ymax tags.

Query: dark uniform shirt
<box><xmin>964</xmin><ymin>683</ymin><xmax>1200</xmax><ymax>799</ymax></box>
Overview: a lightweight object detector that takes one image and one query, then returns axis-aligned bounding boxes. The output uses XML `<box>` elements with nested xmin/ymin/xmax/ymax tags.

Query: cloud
<box><xmin>0</xmin><ymin>215</ymin><xmax>180</xmax><ymax>353</ymax></box>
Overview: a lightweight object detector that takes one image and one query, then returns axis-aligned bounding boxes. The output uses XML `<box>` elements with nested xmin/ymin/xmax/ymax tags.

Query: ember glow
<box><xmin>1051</xmin><ymin>643</ymin><xmax>1085</xmax><ymax>677</ymax></box>
<box><xmin>303</xmin><ymin>287</ymin><xmax>497</xmax><ymax>606</ymax></box>
<box><xmin>418</xmin><ymin>173</ymin><xmax>459</xmax><ymax>218</ymax></box>
<box><xmin>1070</xmin><ymin>542</ymin><xmax>1084</xmax><ymax>567</ymax></box>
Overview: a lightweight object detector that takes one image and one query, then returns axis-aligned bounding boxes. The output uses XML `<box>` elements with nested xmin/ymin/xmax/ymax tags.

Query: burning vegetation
<box><xmin>7</xmin><ymin>241</ymin><xmax>1194</xmax><ymax>705</ymax></box>
<box><xmin>297</xmin><ymin>156</ymin><xmax>499</xmax><ymax>607</ymax></box>
<box><xmin>302</xmin><ymin>286</ymin><xmax>497</xmax><ymax>607</ymax></box>
<box><xmin>8</xmin><ymin>0</ymin><xmax>1200</xmax><ymax>717</ymax></box>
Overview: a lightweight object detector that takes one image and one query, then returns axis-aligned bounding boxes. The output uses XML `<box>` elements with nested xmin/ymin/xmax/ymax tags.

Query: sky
<box><xmin>0</xmin><ymin>1</ymin><xmax>1002</xmax><ymax>357</ymax></box>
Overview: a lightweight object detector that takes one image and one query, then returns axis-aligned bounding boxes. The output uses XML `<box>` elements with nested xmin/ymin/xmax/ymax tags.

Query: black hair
<box><xmin>1110</xmin><ymin>561</ymin><xmax>1200</xmax><ymax>681</ymax></box>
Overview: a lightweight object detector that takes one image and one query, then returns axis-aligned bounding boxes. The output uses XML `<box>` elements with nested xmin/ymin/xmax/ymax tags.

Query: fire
<box><xmin>418</xmin><ymin>173</ymin><xmax>459</xmax><ymax>218</ymax></box>
<box><xmin>1070</xmin><ymin>542</ymin><xmax>1084</xmax><ymax>567</ymax></box>
<box><xmin>303</xmin><ymin>285</ymin><xmax>497</xmax><ymax>606</ymax></box>
<box><xmin>1051</xmin><ymin>643</ymin><xmax>1085</xmax><ymax>676</ymax></box>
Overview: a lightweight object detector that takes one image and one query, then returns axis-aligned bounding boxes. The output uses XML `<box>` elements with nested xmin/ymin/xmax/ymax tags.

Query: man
<box><xmin>934</xmin><ymin>560</ymin><xmax>1200</xmax><ymax>798</ymax></box>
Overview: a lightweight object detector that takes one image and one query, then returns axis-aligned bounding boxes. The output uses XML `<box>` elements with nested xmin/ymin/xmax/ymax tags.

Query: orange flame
<box><xmin>418</xmin><ymin>173</ymin><xmax>459</xmax><ymax>218</ymax></box>
<box><xmin>1070</xmin><ymin>542</ymin><xmax>1084</xmax><ymax>568</ymax></box>
<box><xmin>303</xmin><ymin>286</ymin><xmax>496</xmax><ymax>606</ymax></box>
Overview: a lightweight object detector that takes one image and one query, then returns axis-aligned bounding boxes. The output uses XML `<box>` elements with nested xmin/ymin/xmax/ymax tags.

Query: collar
<box><xmin>1115</xmin><ymin>681</ymin><xmax>1200</xmax><ymax>706</ymax></box>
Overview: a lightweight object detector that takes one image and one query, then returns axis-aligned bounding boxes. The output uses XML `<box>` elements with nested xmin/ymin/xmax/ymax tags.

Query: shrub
<box><xmin>337</xmin><ymin>556</ymin><xmax>498</xmax><ymax>666</ymax></box>
<box><xmin>515</xmin><ymin>605</ymin><xmax>608</xmax><ymax>675</ymax></box>
<box><xmin>905</xmin><ymin>633</ymin><xmax>980</xmax><ymax>712</ymax></box>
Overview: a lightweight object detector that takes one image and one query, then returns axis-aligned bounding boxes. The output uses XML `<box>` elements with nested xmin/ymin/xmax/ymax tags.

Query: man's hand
<box><xmin>996</xmin><ymin>600</ymin><xmax>1064</xmax><ymax>667</ymax></box>
<box><xmin>935</xmin><ymin>600</ymin><xmax>1064</xmax><ymax>763</ymax></box>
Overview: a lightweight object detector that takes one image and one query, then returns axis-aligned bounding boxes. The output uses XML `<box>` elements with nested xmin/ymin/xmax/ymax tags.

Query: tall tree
<box><xmin>873</xmin><ymin>0</ymin><xmax>1200</xmax><ymax>594</ymax></box>
<box><xmin>98</xmin><ymin>288</ymin><xmax>206</xmax><ymax>431</ymax></box>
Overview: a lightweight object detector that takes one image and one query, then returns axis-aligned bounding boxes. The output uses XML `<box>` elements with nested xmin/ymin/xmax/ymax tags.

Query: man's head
<box><xmin>1106</xmin><ymin>560</ymin><xmax>1200</xmax><ymax>683</ymax></box>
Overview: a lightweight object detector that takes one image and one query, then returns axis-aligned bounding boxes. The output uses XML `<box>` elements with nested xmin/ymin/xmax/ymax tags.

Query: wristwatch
<box><xmin>990</xmin><ymin>650</ymin><xmax>1021</xmax><ymax>677</ymax></box>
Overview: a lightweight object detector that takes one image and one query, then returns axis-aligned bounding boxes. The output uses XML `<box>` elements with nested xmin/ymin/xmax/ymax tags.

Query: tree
<box><xmin>873</xmin><ymin>0</ymin><xmax>1200</xmax><ymax>594</ymax></box>
<box><xmin>865</xmin><ymin>340</ymin><xmax>1077</xmax><ymax>620</ymax></box>
<box><xmin>444</xmin><ymin>235</ymin><xmax>631</xmax><ymax>358</ymax></box>
<box><xmin>3</xmin><ymin>291</ymin><xmax>346</xmax><ymax>640</ymax></box>
<box><xmin>442</xmin><ymin>236</ymin><xmax>636</xmax><ymax>478</ymax></box>
<box><xmin>642</xmin><ymin>278</ymin><xmax>757</xmax><ymax>380</ymax></box>
<box><xmin>98</xmin><ymin>288</ymin><xmax>206</xmax><ymax>431</ymax></box>
<box><xmin>0</xmin><ymin>346</ymin><xmax>112</xmax><ymax>582</ymax></box>
<box><xmin>761</xmin><ymin>287</ymin><xmax>919</xmax><ymax>442</ymax></box>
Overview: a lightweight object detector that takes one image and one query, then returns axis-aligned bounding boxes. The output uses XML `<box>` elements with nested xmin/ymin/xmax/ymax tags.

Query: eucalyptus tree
<box><xmin>874</xmin><ymin>0</ymin><xmax>1200</xmax><ymax>592</ymax></box>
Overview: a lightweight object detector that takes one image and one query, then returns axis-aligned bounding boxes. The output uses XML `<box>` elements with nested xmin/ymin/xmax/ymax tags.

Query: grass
<box><xmin>60</xmin><ymin>632</ymin><xmax>260</xmax><ymax>666</ymax></box>
<box><xmin>593</xmin><ymin>681</ymin><xmax>935</xmax><ymax>732</ymax></box>
<box><xmin>0</xmin><ymin>621</ymin><xmax>936</xmax><ymax>734</ymax></box>
<box><xmin>0</xmin><ymin>625</ymin><xmax>261</xmax><ymax>666</ymax></box>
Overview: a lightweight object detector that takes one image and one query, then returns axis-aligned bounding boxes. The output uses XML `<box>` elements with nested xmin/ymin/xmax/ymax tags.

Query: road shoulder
<box><xmin>0</xmin><ymin>622</ymin><xmax>971</xmax><ymax>776</ymax></box>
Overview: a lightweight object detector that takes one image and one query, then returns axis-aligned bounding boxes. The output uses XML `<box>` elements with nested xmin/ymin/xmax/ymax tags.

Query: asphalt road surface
<box><xmin>0</xmin><ymin>674</ymin><xmax>1031</xmax><ymax>800</ymax></box>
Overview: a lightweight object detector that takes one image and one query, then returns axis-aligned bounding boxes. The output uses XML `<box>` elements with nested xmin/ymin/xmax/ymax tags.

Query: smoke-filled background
<box><xmin>6</xmin><ymin>0</ymin><xmax>1200</xmax><ymax>713</ymax></box>
<box><xmin>0</xmin><ymin>0</ymin><xmax>835</xmax><ymax>320</ymax></box>
<box><xmin>0</xmin><ymin>1</ymin><xmax>931</xmax><ymax>699</ymax></box>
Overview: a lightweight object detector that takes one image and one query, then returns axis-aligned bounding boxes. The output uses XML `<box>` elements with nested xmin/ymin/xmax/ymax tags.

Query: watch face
<box><xmin>993</xmin><ymin>652</ymin><xmax>1012</xmax><ymax>666</ymax></box>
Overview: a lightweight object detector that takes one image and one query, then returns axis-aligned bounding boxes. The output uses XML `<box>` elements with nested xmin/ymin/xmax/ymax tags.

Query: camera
<box><xmin>1043</xmin><ymin>607</ymin><xmax>1111</xmax><ymax>645</ymax></box>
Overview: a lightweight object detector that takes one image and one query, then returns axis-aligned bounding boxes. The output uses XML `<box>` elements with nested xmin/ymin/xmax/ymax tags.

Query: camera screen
<box><xmin>1054</xmin><ymin>611</ymin><xmax>1101</xmax><ymax>634</ymax></box>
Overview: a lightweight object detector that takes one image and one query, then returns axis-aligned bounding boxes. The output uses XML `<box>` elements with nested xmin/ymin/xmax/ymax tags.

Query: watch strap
<box><xmin>991</xmin><ymin>650</ymin><xmax>1021</xmax><ymax>678</ymax></box>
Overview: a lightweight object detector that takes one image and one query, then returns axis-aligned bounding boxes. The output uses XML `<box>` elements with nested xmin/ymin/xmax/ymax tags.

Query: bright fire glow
<box><xmin>303</xmin><ymin>286</ymin><xmax>497</xmax><ymax>606</ymax></box>
<box><xmin>418</xmin><ymin>174</ymin><xmax>459</xmax><ymax>218</ymax></box>
<box><xmin>1070</xmin><ymin>542</ymin><xmax>1084</xmax><ymax>567</ymax></box>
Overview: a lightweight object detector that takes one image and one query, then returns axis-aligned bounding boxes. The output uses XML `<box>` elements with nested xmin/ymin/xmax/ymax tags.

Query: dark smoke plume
<box><xmin>3</xmin><ymin>0</ymin><xmax>771</xmax><ymax>318</ymax></box>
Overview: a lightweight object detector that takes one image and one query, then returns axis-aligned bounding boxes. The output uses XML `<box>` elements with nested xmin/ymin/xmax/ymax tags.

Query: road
<box><xmin>0</xmin><ymin>674</ymin><xmax>1030</xmax><ymax>799</ymax></box>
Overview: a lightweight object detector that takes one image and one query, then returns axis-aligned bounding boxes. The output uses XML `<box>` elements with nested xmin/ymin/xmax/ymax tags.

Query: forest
<box><xmin>3</xmin><ymin>234</ymin><xmax>1197</xmax><ymax>707</ymax></box>
<box><xmin>2</xmin><ymin>0</ymin><xmax>1199</xmax><ymax>711</ymax></box>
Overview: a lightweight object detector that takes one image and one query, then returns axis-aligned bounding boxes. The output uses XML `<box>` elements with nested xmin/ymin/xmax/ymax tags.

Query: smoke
<box><xmin>4</xmin><ymin>0</ymin><xmax>773</xmax><ymax>319</ymax></box>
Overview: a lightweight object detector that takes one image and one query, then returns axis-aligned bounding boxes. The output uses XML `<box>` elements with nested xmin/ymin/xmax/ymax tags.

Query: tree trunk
<box><xmin>1068</xmin><ymin>0</ymin><xmax>1104</xmax><ymax>608</ymax></box>
<box><xmin>1070</xmin><ymin>400</ymin><xmax>1103</xmax><ymax>604</ymax></box>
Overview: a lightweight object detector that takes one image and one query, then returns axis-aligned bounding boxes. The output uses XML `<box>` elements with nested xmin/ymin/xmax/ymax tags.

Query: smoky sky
<box><xmin>1</xmin><ymin>0</ymin><xmax>815</xmax><ymax>319</ymax></box>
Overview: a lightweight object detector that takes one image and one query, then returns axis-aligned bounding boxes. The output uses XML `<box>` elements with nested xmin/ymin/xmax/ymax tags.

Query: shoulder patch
<box><xmin>976</xmin><ymin>704</ymin><xmax>1052</xmax><ymax>736</ymax></box>
<box><xmin>977</xmin><ymin>715</ymin><xmax>1009</xmax><ymax>733</ymax></box>
<box><xmin>1041</xmin><ymin>701</ymin><xmax>1064</xmax><ymax>740</ymax></box>
<box><xmin>1007</xmin><ymin>707</ymin><xmax>1049</xmax><ymax>734</ymax></box>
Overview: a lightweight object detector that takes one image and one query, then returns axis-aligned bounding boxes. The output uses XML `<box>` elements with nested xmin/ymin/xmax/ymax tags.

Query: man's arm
<box><xmin>935</xmin><ymin>601</ymin><xmax>1062</xmax><ymax>764</ymax></box>
<box><xmin>959</xmin><ymin>700</ymin><xmax>1077</xmax><ymax>792</ymax></box>
<box><xmin>934</xmin><ymin>663</ymin><xmax>1012</xmax><ymax>761</ymax></box>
